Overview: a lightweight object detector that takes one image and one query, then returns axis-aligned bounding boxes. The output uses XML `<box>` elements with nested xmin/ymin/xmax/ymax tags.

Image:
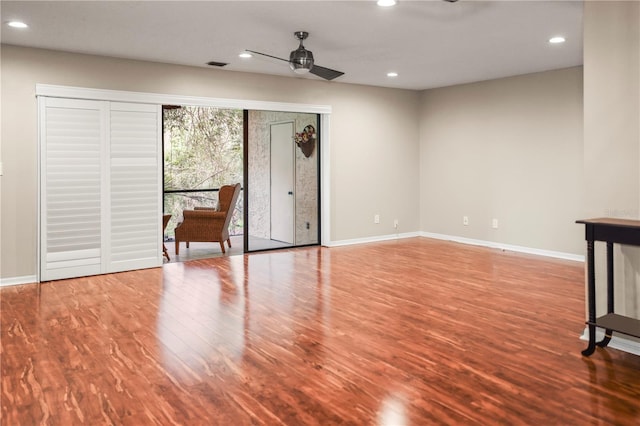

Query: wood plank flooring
<box><xmin>2</xmin><ymin>237</ymin><xmax>640</xmax><ymax>425</ymax></box>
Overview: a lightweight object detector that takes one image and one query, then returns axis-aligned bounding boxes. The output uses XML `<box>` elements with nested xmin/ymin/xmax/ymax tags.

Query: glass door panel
<box><xmin>245</xmin><ymin>111</ymin><xmax>319</xmax><ymax>252</ymax></box>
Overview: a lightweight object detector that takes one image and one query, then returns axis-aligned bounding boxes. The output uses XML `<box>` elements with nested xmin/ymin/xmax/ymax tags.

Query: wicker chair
<box><xmin>174</xmin><ymin>183</ymin><xmax>241</xmax><ymax>255</ymax></box>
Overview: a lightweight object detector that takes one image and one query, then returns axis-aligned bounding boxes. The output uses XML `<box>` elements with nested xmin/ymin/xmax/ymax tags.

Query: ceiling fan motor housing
<box><xmin>289</xmin><ymin>48</ymin><xmax>314</xmax><ymax>73</ymax></box>
<box><xmin>290</xmin><ymin>31</ymin><xmax>314</xmax><ymax>73</ymax></box>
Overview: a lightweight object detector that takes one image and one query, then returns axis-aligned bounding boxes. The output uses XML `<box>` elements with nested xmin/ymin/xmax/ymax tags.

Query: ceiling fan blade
<box><xmin>245</xmin><ymin>50</ymin><xmax>290</xmax><ymax>63</ymax></box>
<box><xmin>309</xmin><ymin>64</ymin><xmax>344</xmax><ymax>81</ymax></box>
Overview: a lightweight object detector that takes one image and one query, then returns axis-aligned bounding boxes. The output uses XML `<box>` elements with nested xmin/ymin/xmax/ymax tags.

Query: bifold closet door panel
<box><xmin>40</xmin><ymin>98</ymin><xmax>107</xmax><ymax>281</ymax></box>
<box><xmin>107</xmin><ymin>102</ymin><xmax>162</xmax><ymax>273</ymax></box>
<box><xmin>40</xmin><ymin>98</ymin><xmax>162</xmax><ymax>281</ymax></box>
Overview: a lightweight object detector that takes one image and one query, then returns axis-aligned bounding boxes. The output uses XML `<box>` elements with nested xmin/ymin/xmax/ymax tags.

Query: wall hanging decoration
<box><xmin>294</xmin><ymin>124</ymin><xmax>316</xmax><ymax>158</ymax></box>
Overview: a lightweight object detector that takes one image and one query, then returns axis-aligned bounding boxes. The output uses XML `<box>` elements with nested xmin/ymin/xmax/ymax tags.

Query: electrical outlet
<box><xmin>463</xmin><ymin>216</ymin><xmax>469</xmax><ymax>226</ymax></box>
<box><xmin>374</xmin><ymin>214</ymin><xmax>380</xmax><ymax>224</ymax></box>
<box><xmin>492</xmin><ymin>218</ymin><xmax>499</xmax><ymax>229</ymax></box>
<box><xmin>394</xmin><ymin>219</ymin><xmax>399</xmax><ymax>228</ymax></box>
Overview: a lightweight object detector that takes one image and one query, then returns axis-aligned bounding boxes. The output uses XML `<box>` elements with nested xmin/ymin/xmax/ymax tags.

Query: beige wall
<box><xmin>419</xmin><ymin>67</ymin><xmax>584</xmax><ymax>254</ymax></box>
<box><xmin>584</xmin><ymin>2</ymin><xmax>640</xmax><ymax>220</ymax></box>
<box><xmin>583</xmin><ymin>1</ymin><xmax>640</xmax><ymax>317</ymax></box>
<box><xmin>0</xmin><ymin>45</ymin><xmax>421</xmax><ymax>280</ymax></box>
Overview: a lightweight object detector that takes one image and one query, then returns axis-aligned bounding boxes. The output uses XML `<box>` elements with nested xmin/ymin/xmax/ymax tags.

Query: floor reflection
<box><xmin>584</xmin><ymin>349</ymin><xmax>640</xmax><ymax>423</ymax></box>
<box><xmin>158</xmin><ymin>258</ymin><xmax>247</xmax><ymax>377</ymax></box>
<box><xmin>377</xmin><ymin>392</ymin><xmax>408</xmax><ymax>426</ymax></box>
<box><xmin>157</xmin><ymin>248</ymin><xmax>331</xmax><ymax>383</ymax></box>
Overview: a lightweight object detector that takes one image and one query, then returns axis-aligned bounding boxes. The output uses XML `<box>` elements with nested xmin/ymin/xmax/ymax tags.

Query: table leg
<box><xmin>583</xmin><ymin>240</ymin><xmax>597</xmax><ymax>356</ymax></box>
<box><xmin>597</xmin><ymin>242</ymin><xmax>615</xmax><ymax>348</ymax></box>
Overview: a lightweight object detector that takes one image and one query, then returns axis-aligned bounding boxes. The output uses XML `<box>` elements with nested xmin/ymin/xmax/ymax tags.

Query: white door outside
<box><xmin>270</xmin><ymin>122</ymin><xmax>295</xmax><ymax>244</ymax></box>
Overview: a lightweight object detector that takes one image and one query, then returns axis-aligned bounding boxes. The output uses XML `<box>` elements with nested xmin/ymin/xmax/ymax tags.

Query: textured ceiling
<box><xmin>1</xmin><ymin>0</ymin><xmax>583</xmax><ymax>90</ymax></box>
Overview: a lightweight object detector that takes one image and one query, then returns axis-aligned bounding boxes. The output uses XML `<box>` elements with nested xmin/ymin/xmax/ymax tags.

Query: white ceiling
<box><xmin>0</xmin><ymin>0</ymin><xmax>583</xmax><ymax>90</ymax></box>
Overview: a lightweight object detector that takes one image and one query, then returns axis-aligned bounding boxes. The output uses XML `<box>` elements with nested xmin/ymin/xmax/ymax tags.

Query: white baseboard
<box><xmin>580</xmin><ymin>327</ymin><xmax>640</xmax><ymax>356</ymax></box>
<box><xmin>327</xmin><ymin>231</ymin><xmax>584</xmax><ymax>263</ymax></box>
<box><xmin>420</xmin><ymin>231</ymin><xmax>584</xmax><ymax>262</ymax></box>
<box><xmin>0</xmin><ymin>275</ymin><xmax>38</xmax><ymax>287</ymax></box>
<box><xmin>327</xmin><ymin>231</ymin><xmax>421</xmax><ymax>247</ymax></box>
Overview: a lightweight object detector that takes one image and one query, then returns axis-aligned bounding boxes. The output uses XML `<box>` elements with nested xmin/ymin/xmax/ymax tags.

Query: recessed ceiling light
<box><xmin>8</xmin><ymin>21</ymin><xmax>28</xmax><ymax>29</ymax></box>
<box><xmin>377</xmin><ymin>0</ymin><xmax>397</xmax><ymax>7</ymax></box>
<box><xmin>239</xmin><ymin>52</ymin><xmax>252</xmax><ymax>58</ymax></box>
<box><xmin>549</xmin><ymin>36</ymin><xmax>566</xmax><ymax>44</ymax></box>
<box><xmin>387</xmin><ymin>72</ymin><xmax>398</xmax><ymax>78</ymax></box>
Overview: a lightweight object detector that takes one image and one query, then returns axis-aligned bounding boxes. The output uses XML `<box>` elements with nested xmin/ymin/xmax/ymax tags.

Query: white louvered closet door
<box><xmin>40</xmin><ymin>98</ymin><xmax>162</xmax><ymax>281</ymax></box>
<box><xmin>40</xmin><ymin>98</ymin><xmax>107</xmax><ymax>281</ymax></box>
<box><xmin>108</xmin><ymin>103</ymin><xmax>162</xmax><ymax>273</ymax></box>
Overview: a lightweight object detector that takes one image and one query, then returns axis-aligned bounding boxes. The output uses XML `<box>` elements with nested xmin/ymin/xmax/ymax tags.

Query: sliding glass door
<box><xmin>245</xmin><ymin>110</ymin><xmax>320</xmax><ymax>252</ymax></box>
<box><xmin>162</xmin><ymin>106</ymin><xmax>320</xmax><ymax>258</ymax></box>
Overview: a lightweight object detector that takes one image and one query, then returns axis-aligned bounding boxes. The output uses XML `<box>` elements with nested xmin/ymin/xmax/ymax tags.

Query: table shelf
<box><xmin>590</xmin><ymin>313</ymin><xmax>640</xmax><ymax>339</ymax></box>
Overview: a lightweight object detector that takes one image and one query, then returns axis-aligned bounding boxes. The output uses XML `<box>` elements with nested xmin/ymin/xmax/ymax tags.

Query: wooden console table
<box><xmin>576</xmin><ymin>218</ymin><xmax>640</xmax><ymax>356</ymax></box>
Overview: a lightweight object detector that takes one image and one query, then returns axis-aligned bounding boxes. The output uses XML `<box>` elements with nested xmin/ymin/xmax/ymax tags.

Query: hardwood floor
<box><xmin>2</xmin><ymin>237</ymin><xmax>640</xmax><ymax>425</ymax></box>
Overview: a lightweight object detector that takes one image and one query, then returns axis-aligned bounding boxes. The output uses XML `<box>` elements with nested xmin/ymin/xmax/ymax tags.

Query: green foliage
<box><xmin>164</xmin><ymin>106</ymin><xmax>243</xmax><ymax>190</ymax></box>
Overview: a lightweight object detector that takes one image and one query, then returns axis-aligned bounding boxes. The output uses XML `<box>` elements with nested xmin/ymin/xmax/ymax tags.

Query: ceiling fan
<box><xmin>246</xmin><ymin>31</ymin><xmax>345</xmax><ymax>81</ymax></box>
